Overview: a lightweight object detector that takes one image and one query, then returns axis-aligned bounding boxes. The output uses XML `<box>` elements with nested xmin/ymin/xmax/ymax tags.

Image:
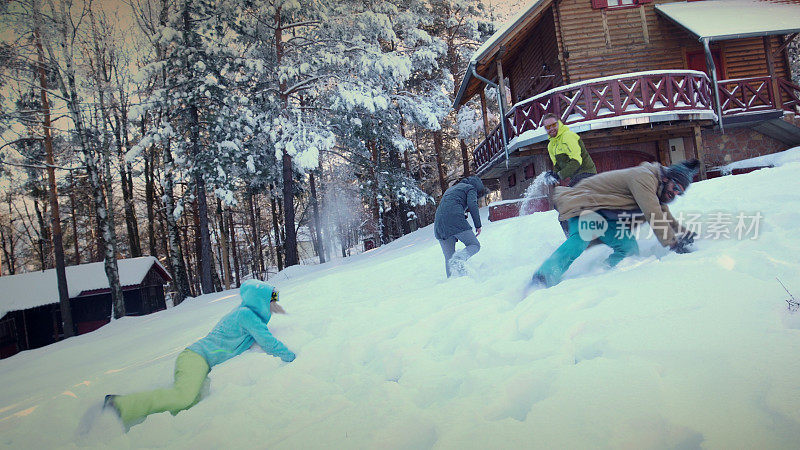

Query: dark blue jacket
<box><xmin>433</xmin><ymin>176</ymin><xmax>487</xmax><ymax>240</ymax></box>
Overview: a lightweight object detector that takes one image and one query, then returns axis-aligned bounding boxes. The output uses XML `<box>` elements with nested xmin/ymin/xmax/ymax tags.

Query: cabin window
<box><xmin>0</xmin><ymin>317</ymin><xmax>16</xmax><ymax>344</ymax></box>
<box><xmin>508</xmin><ymin>173</ymin><xmax>517</xmax><ymax>187</ymax></box>
<box><xmin>524</xmin><ymin>163</ymin><xmax>535</xmax><ymax>180</ymax></box>
<box><xmin>591</xmin><ymin>0</ymin><xmax>651</xmax><ymax>9</ymax></box>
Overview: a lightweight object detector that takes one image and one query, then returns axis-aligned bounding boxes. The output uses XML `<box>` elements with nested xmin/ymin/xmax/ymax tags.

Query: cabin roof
<box><xmin>454</xmin><ymin>0</ymin><xmax>553</xmax><ymax>108</ymax></box>
<box><xmin>0</xmin><ymin>256</ymin><xmax>172</xmax><ymax>317</ymax></box>
<box><xmin>455</xmin><ymin>0</ymin><xmax>800</xmax><ymax>108</ymax></box>
<box><xmin>655</xmin><ymin>0</ymin><xmax>800</xmax><ymax>41</ymax></box>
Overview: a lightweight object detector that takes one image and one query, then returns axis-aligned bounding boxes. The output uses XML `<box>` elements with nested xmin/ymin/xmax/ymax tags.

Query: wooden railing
<box><xmin>717</xmin><ymin>76</ymin><xmax>775</xmax><ymax>115</ymax></box>
<box><xmin>779</xmin><ymin>78</ymin><xmax>800</xmax><ymax>111</ymax></box>
<box><xmin>473</xmin><ymin>70</ymin><xmax>714</xmax><ymax>172</ymax></box>
<box><xmin>473</xmin><ymin>71</ymin><xmax>800</xmax><ymax>175</ymax></box>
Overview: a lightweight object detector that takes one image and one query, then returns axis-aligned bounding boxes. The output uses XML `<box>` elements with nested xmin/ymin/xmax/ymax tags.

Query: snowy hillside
<box><xmin>1</xmin><ymin>163</ymin><xmax>800</xmax><ymax>449</ymax></box>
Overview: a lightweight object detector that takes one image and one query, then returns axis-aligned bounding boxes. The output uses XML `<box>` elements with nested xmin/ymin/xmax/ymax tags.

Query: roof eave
<box><xmin>452</xmin><ymin>0</ymin><xmax>551</xmax><ymax>108</ymax></box>
<box><xmin>453</xmin><ymin>61</ymin><xmax>475</xmax><ymax>108</ymax></box>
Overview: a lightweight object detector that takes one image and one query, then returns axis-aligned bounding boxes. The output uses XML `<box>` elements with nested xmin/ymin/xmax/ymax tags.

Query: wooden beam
<box><xmin>763</xmin><ymin>37</ymin><xmax>780</xmax><ymax>109</ymax></box>
<box><xmin>693</xmin><ymin>125</ymin><xmax>708</xmax><ymax>180</ymax></box>
<box><xmin>479</xmin><ymin>90</ymin><xmax>490</xmax><ymax>139</ymax></box>
<box><xmin>601</xmin><ymin>10</ymin><xmax>612</xmax><ymax>48</ymax></box>
<box><xmin>639</xmin><ymin>5</ymin><xmax>650</xmax><ymax>45</ymax></box>
<box><xmin>496</xmin><ymin>50</ymin><xmax>508</xmax><ymax>112</ymax></box>
<box><xmin>657</xmin><ymin>138</ymin><xmax>670</xmax><ymax>166</ymax></box>
<box><xmin>773</xmin><ymin>33</ymin><xmax>798</xmax><ymax>58</ymax></box>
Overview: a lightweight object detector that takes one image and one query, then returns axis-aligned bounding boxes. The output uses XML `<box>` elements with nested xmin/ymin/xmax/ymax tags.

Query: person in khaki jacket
<box><xmin>530</xmin><ymin>159</ymin><xmax>700</xmax><ymax>288</ymax></box>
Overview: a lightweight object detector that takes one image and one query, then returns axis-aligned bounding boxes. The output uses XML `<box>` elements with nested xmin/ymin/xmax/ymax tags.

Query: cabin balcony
<box><xmin>473</xmin><ymin>70</ymin><xmax>800</xmax><ymax>177</ymax></box>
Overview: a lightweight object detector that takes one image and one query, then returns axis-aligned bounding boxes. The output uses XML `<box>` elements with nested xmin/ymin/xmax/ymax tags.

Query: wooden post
<box><xmin>479</xmin><ymin>90</ymin><xmax>490</xmax><ymax>139</ymax></box>
<box><xmin>639</xmin><ymin>5</ymin><xmax>650</xmax><ymax>45</ymax></box>
<box><xmin>496</xmin><ymin>51</ymin><xmax>508</xmax><ymax>112</ymax></box>
<box><xmin>601</xmin><ymin>10</ymin><xmax>612</xmax><ymax>48</ymax></box>
<box><xmin>763</xmin><ymin>37</ymin><xmax>781</xmax><ymax>110</ymax></box>
<box><xmin>657</xmin><ymin>139</ymin><xmax>670</xmax><ymax>166</ymax></box>
<box><xmin>692</xmin><ymin>126</ymin><xmax>708</xmax><ymax>180</ymax></box>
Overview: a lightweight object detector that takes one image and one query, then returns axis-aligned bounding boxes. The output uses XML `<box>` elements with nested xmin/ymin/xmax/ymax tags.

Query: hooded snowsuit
<box><xmin>111</xmin><ymin>279</ymin><xmax>294</xmax><ymax>426</ymax></box>
<box><xmin>434</xmin><ymin>176</ymin><xmax>487</xmax><ymax>277</ymax></box>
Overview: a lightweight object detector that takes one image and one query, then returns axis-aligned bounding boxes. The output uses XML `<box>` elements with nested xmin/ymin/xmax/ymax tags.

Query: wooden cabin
<box><xmin>454</xmin><ymin>0</ymin><xmax>800</xmax><ymax>216</ymax></box>
<box><xmin>0</xmin><ymin>256</ymin><xmax>171</xmax><ymax>359</ymax></box>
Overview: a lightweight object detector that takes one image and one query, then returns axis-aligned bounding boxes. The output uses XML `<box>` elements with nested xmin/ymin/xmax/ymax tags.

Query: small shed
<box><xmin>0</xmin><ymin>256</ymin><xmax>171</xmax><ymax>359</ymax></box>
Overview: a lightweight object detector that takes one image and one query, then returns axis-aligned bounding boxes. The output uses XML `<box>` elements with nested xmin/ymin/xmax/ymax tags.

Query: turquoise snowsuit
<box><xmin>112</xmin><ymin>279</ymin><xmax>294</xmax><ymax>426</ymax></box>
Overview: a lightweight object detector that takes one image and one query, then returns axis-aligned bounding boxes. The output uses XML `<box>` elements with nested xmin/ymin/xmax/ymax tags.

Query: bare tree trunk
<box><xmin>69</xmin><ymin>172</ymin><xmax>80</xmax><ymax>265</ymax></box>
<box><xmin>459</xmin><ymin>139</ymin><xmax>471</xmax><ymax>177</ymax></box>
<box><xmin>0</xmin><ymin>197</ymin><xmax>17</xmax><ymax>274</ymax></box>
<box><xmin>217</xmin><ymin>199</ymin><xmax>231</xmax><ymax>289</ymax></box>
<box><xmin>33</xmin><ymin>198</ymin><xmax>51</xmax><ymax>269</ymax></box>
<box><xmin>246</xmin><ymin>189</ymin><xmax>265</xmax><ymax>278</ymax></box>
<box><xmin>274</xmin><ymin>9</ymin><xmax>299</xmax><ymax>267</ymax></box>
<box><xmin>433</xmin><ymin>130</ymin><xmax>448</xmax><ymax>196</ymax></box>
<box><xmin>228</xmin><ymin>210</ymin><xmax>241</xmax><ymax>287</ymax></box>
<box><xmin>369</xmin><ymin>141</ymin><xmax>382</xmax><ymax>246</ymax></box>
<box><xmin>182</xmin><ymin>201</ymin><xmax>199</xmax><ymax>295</ymax></box>
<box><xmin>34</xmin><ymin>27</ymin><xmax>74</xmax><ymax>335</ymax></box>
<box><xmin>269</xmin><ymin>186</ymin><xmax>284</xmax><ymax>271</ymax></box>
<box><xmin>309</xmin><ymin>172</ymin><xmax>325</xmax><ymax>263</ymax></box>
<box><xmin>181</xmin><ymin>4</ymin><xmax>213</xmax><ymax>293</ymax></box>
<box><xmin>84</xmin><ymin>9</ymin><xmax>127</xmax><ymax>319</ymax></box>
<box><xmin>144</xmin><ymin>137</ymin><xmax>158</xmax><ymax>257</ymax></box>
<box><xmin>253</xmin><ymin>192</ymin><xmax>267</xmax><ymax>276</ymax></box>
<box><xmin>190</xmin><ymin>108</ymin><xmax>213</xmax><ymax>293</ymax></box>
<box><xmin>162</xmin><ymin>144</ymin><xmax>191</xmax><ymax>304</ymax></box>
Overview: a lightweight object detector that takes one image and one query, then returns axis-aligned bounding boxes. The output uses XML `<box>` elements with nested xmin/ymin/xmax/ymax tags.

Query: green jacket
<box><xmin>547</xmin><ymin>122</ymin><xmax>597</xmax><ymax>181</ymax></box>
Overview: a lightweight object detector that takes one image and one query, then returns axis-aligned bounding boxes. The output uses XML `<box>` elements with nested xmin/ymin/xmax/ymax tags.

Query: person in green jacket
<box><xmin>102</xmin><ymin>279</ymin><xmax>295</xmax><ymax>429</ymax></box>
<box><xmin>542</xmin><ymin>113</ymin><xmax>597</xmax><ymax>187</ymax></box>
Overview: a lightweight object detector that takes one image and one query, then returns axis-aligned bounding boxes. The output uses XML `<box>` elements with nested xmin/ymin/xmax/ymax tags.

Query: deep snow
<box><xmin>1</xmin><ymin>163</ymin><xmax>800</xmax><ymax>449</ymax></box>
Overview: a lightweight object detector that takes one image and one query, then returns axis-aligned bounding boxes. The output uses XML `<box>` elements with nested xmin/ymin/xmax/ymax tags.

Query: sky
<box><xmin>1</xmin><ymin>149</ymin><xmax>799</xmax><ymax>448</ymax></box>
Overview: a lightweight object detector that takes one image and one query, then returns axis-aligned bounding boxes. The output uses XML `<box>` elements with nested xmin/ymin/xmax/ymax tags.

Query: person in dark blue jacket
<box><xmin>104</xmin><ymin>279</ymin><xmax>294</xmax><ymax>428</ymax></box>
<box><xmin>434</xmin><ymin>176</ymin><xmax>488</xmax><ymax>277</ymax></box>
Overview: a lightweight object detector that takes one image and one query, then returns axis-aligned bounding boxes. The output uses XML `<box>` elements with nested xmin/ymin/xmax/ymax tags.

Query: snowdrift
<box><xmin>1</xmin><ymin>162</ymin><xmax>800</xmax><ymax>448</ymax></box>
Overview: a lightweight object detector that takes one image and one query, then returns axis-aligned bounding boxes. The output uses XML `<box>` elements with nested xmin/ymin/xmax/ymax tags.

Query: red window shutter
<box><xmin>591</xmin><ymin>0</ymin><xmax>608</xmax><ymax>8</ymax></box>
<box><xmin>508</xmin><ymin>173</ymin><xmax>517</xmax><ymax>187</ymax></box>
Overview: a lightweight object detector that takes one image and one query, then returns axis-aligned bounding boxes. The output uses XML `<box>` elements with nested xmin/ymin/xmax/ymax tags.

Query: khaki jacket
<box><xmin>553</xmin><ymin>162</ymin><xmax>687</xmax><ymax>247</ymax></box>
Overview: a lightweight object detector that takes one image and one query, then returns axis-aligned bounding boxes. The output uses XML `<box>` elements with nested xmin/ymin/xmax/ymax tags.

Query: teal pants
<box><xmin>534</xmin><ymin>216</ymin><xmax>639</xmax><ymax>287</ymax></box>
<box><xmin>114</xmin><ymin>349</ymin><xmax>210</xmax><ymax>426</ymax></box>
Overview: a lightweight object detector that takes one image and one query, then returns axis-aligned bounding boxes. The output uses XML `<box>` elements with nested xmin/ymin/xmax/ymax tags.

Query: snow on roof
<box><xmin>715</xmin><ymin>146</ymin><xmax>800</xmax><ymax>173</ymax></box>
<box><xmin>655</xmin><ymin>0</ymin><xmax>800</xmax><ymax>41</ymax></box>
<box><xmin>0</xmin><ymin>256</ymin><xmax>171</xmax><ymax>317</ymax></box>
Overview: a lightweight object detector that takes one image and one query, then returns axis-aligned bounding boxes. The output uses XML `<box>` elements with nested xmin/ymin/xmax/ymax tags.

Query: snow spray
<box><xmin>519</xmin><ymin>172</ymin><xmax>551</xmax><ymax>216</ymax></box>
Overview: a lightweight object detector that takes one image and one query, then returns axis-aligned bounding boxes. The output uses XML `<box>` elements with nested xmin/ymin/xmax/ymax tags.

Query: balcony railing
<box><xmin>717</xmin><ymin>76</ymin><xmax>775</xmax><ymax>114</ymax></box>
<box><xmin>473</xmin><ymin>70</ymin><xmax>800</xmax><ymax>175</ymax></box>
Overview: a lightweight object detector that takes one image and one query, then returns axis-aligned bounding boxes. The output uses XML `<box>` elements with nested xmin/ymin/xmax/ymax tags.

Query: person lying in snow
<box><xmin>104</xmin><ymin>279</ymin><xmax>295</xmax><ymax>428</ymax></box>
<box><xmin>529</xmin><ymin>159</ymin><xmax>701</xmax><ymax>288</ymax></box>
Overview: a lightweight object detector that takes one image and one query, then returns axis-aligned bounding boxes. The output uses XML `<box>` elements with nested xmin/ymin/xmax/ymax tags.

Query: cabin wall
<box><xmin>552</xmin><ymin>0</ymin><xmax>692</xmax><ymax>82</ymax></box>
<box><xmin>551</xmin><ymin>0</ymin><xmax>791</xmax><ymax>84</ymax></box>
<box><xmin>700</xmin><ymin>113</ymin><xmax>800</xmax><ymax>167</ymax></box>
<box><xmin>507</xmin><ymin>8</ymin><xmax>563</xmax><ymax>103</ymax></box>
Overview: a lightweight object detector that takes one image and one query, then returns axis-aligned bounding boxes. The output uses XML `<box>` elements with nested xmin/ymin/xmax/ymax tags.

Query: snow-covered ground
<box><xmin>2</xmin><ymin>163</ymin><xmax>800</xmax><ymax>449</ymax></box>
